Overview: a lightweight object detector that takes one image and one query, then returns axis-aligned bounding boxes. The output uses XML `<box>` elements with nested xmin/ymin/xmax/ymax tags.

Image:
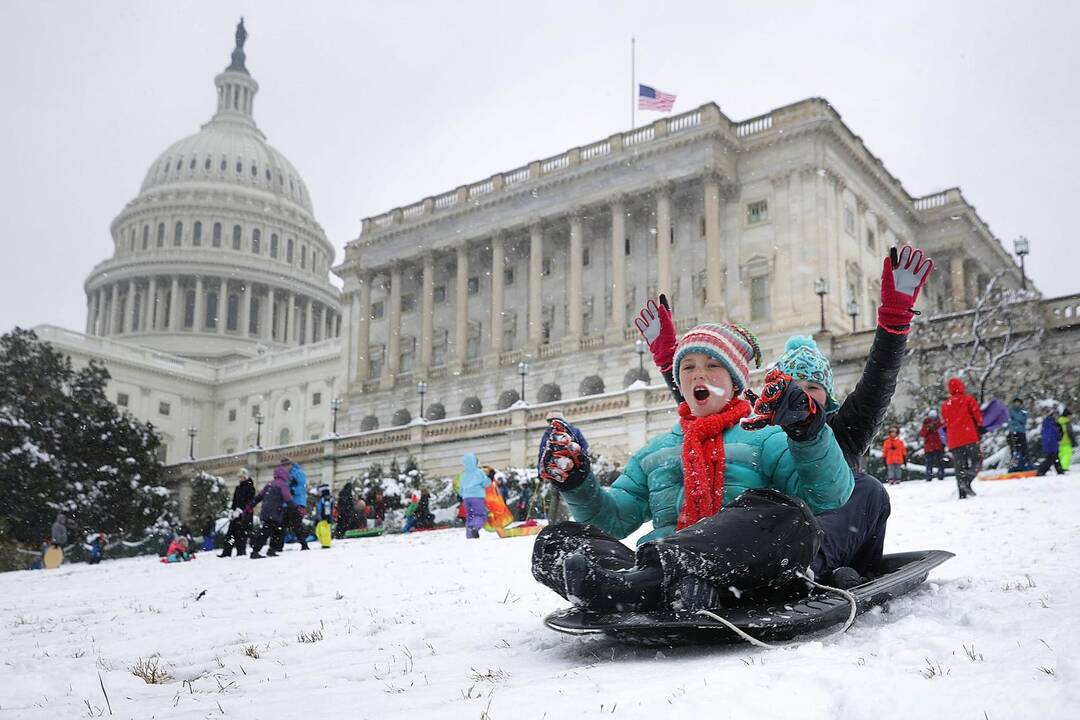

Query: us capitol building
<box><xmin>38</xmin><ymin>22</ymin><xmax>1056</xmax><ymax>487</ymax></box>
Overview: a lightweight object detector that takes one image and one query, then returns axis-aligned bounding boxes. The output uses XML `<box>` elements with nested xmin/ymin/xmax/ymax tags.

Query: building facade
<box><xmin>333</xmin><ymin>99</ymin><xmax>1023</xmax><ymax>433</ymax></box>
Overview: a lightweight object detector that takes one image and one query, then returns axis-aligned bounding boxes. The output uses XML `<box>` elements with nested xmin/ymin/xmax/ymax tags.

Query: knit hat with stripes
<box><xmin>672</xmin><ymin>323</ymin><xmax>762</xmax><ymax>393</ymax></box>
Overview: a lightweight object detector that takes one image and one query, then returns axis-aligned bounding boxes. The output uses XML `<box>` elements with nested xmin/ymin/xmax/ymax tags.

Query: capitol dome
<box><xmin>83</xmin><ymin>20</ymin><xmax>341</xmax><ymax>363</ymax></box>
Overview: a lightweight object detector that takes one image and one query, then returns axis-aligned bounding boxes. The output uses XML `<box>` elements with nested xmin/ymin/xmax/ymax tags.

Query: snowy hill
<box><xmin>1</xmin><ymin>476</ymin><xmax>1077</xmax><ymax>719</ymax></box>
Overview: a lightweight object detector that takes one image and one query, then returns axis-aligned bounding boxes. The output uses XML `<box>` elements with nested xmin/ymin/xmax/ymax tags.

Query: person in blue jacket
<box><xmin>458</xmin><ymin>453</ymin><xmax>491</xmax><ymax>539</ymax></box>
<box><xmin>532</xmin><ymin>322</ymin><xmax>854</xmax><ymax>611</ymax></box>
<box><xmin>273</xmin><ymin>458</ymin><xmax>310</xmax><ymax>551</ymax></box>
<box><xmin>1006</xmin><ymin>398</ymin><xmax>1032</xmax><ymax>472</ymax></box>
<box><xmin>1036</xmin><ymin>408</ymin><xmax>1065</xmax><ymax>476</ymax></box>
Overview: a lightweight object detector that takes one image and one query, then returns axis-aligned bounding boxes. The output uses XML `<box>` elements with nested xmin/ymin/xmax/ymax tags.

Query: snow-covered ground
<box><xmin>2</xmin><ymin>475</ymin><xmax>1078</xmax><ymax>719</ymax></box>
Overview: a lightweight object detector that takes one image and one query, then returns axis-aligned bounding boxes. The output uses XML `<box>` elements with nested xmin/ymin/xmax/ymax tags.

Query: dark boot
<box><xmin>964</xmin><ymin>480</ymin><xmax>977</xmax><ymax>497</ymax></box>
<box><xmin>218</xmin><ymin>547</ymin><xmax>232</xmax><ymax>558</ymax></box>
<box><xmin>826</xmin><ymin>566</ymin><xmax>865</xmax><ymax>590</ymax></box>
<box><xmin>562</xmin><ymin>554</ymin><xmax>662</xmax><ymax>612</ymax></box>
<box><xmin>671</xmin><ymin>575</ymin><xmax>724</xmax><ymax>610</ymax></box>
<box><xmin>250</xmin><ymin>551</ymin><xmax>264</xmax><ymax>559</ymax></box>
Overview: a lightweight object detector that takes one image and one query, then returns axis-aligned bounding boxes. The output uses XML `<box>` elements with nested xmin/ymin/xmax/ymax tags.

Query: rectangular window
<box><xmin>502</xmin><ymin>313</ymin><xmax>516</xmax><ymax>349</ymax></box>
<box><xmin>250</xmin><ymin>405</ymin><xmax>260</xmax><ymax>418</ymax></box>
<box><xmin>370</xmin><ymin>301</ymin><xmax>385</xmax><ymax>320</ymax></box>
<box><xmin>368</xmin><ymin>345</ymin><xmax>384</xmax><ymax>379</ymax></box>
<box><xmin>466</xmin><ymin>323</ymin><xmax>481</xmax><ymax>361</ymax></box>
<box><xmin>699</xmin><ymin>216</ymin><xmax>706</xmax><ymax>238</ymax></box>
<box><xmin>270</xmin><ymin>234</ymin><xmax>279</xmax><ymax>258</ymax></box>
<box><xmin>624</xmin><ymin>236</ymin><xmax>631</xmax><ymax>256</ymax></box>
<box><xmin>583</xmin><ymin>296</ymin><xmax>594</xmax><ymax>331</ymax></box>
<box><xmin>173</xmin><ymin>221</ymin><xmax>183</xmax><ymax>246</ymax></box>
<box><xmin>116</xmin><ymin>393</ymin><xmax>129</xmax><ymax>408</ymax></box>
<box><xmin>866</xmin><ymin>228</ymin><xmax>876</xmax><ymax>250</ymax></box>
<box><xmin>541</xmin><ymin>256</ymin><xmax>552</xmax><ymax>276</ymax></box>
<box><xmin>670</xmin><ymin>224</ymin><xmax>676</xmax><ymax>245</ymax></box>
<box><xmin>504</xmin><ymin>266</ymin><xmax>515</xmax><ymax>285</ymax></box>
<box><xmin>844</xmin><ymin>207</ymin><xmax>855</xmax><ymax>235</ymax></box>
<box><xmin>228</xmin><ymin>408</ymin><xmax>237</xmax><ymax>422</ymax></box>
<box><xmin>467</xmin><ymin>276</ymin><xmax>480</xmax><ymax>295</ymax></box>
<box><xmin>400</xmin><ymin>337</ymin><xmax>416</xmax><ymax>372</ymax></box>
<box><xmin>157</xmin><ymin>223</ymin><xmax>165</xmax><ymax>247</ymax></box>
<box><xmin>232</xmin><ymin>225</ymin><xmax>242</xmax><ymax>250</ymax></box>
<box><xmin>212</xmin><ymin>223</ymin><xmax>222</xmax><ymax>247</ymax></box>
<box><xmin>433</xmin><ymin>329</ymin><xmax>448</xmax><ymax>366</ymax></box>
<box><xmin>746</xmin><ymin>200</ymin><xmax>769</xmax><ymax>225</ymax></box>
<box><xmin>193</xmin><ymin>222</ymin><xmax>202</xmax><ymax>246</ymax></box>
<box><xmin>312</xmin><ymin>392</ymin><xmax>322</xmax><ymax>406</ymax></box>
<box><xmin>582</xmin><ymin>246</ymin><xmax>591</xmax><ymax>267</ymax></box>
<box><xmin>433</xmin><ymin>285</ymin><xmax>447</xmax><ymax>304</ymax></box>
<box><xmin>401</xmin><ymin>294</ymin><xmax>416</xmax><ymax>313</ymax></box>
<box><xmin>158</xmin><ymin>401</ymin><xmax>171</xmax><ymax>416</ymax></box>
<box><xmin>751</xmin><ymin>276</ymin><xmax>770</xmax><ymax>320</ymax></box>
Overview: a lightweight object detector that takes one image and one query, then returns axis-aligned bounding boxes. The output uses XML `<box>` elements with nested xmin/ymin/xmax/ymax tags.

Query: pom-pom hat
<box><xmin>672</xmin><ymin>322</ymin><xmax>762</xmax><ymax>393</ymax></box>
<box><xmin>771</xmin><ymin>335</ymin><xmax>839</xmax><ymax>415</ymax></box>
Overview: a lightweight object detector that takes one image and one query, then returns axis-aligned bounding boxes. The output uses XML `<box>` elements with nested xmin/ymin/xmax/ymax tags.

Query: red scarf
<box><xmin>677</xmin><ymin>397</ymin><xmax>751</xmax><ymax>530</ymax></box>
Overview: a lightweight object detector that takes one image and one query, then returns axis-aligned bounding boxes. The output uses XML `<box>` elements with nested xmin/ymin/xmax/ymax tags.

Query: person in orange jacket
<box><xmin>882</xmin><ymin>426</ymin><xmax>907</xmax><ymax>485</ymax></box>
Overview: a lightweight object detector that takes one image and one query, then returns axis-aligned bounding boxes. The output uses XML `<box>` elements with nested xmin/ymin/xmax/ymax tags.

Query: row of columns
<box><xmin>86</xmin><ymin>278</ymin><xmax>340</xmax><ymax>345</ymax></box>
<box><xmin>347</xmin><ymin>176</ymin><xmax>726</xmax><ymax>384</ymax></box>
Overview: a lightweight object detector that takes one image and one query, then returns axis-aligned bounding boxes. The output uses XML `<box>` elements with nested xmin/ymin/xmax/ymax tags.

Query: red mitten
<box><xmin>633</xmin><ymin>295</ymin><xmax>677</xmax><ymax>373</ymax></box>
<box><xmin>879</xmin><ymin>246</ymin><xmax>933</xmax><ymax>334</ymax></box>
<box><xmin>740</xmin><ymin>369</ymin><xmax>793</xmax><ymax>431</ymax></box>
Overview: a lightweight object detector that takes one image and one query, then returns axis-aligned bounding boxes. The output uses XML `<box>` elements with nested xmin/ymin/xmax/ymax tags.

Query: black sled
<box><xmin>544</xmin><ymin>549</ymin><xmax>953</xmax><ymax>646</ymax></box>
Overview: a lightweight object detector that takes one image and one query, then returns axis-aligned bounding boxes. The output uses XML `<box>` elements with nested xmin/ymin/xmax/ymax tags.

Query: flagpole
<box><xmin>631</xmin><ymin>37</ymin><xmax>636</xmax><ymax>128</ymax></box>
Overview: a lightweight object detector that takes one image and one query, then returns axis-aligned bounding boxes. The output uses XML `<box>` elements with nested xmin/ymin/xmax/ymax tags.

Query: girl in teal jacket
<box><xmin>532</xmin><ymin>322</ymin><xmax>853</xmax><ymax>611</ymax></box>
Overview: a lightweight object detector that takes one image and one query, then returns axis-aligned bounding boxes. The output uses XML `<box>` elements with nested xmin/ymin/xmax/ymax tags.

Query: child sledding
<box><xmin>536</xmin><ymin>246</ymin><xmax>954</xmax><ymax>644</ymax></box>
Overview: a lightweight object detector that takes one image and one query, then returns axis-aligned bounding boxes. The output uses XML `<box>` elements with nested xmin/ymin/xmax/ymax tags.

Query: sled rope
<box><xmin>694</xmin><ymin>570</ymin><xmax>858</xmax><ymax>650</ymax></box>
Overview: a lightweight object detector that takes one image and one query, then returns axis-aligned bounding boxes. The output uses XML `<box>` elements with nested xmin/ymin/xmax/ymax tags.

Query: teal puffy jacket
<box><xmin>561</xmin><ymin>422</ymin><xmax>854</xmax><ymax>545</ymax></box>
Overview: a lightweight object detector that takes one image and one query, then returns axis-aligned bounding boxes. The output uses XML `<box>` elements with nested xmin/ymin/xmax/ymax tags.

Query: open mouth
<box><xmin>692</xmin><ymin>386</ymin><xmax>710</xmax><ymax>402</ymax></box>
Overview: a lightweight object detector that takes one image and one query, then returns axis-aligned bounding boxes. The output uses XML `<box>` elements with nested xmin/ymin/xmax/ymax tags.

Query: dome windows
<box><xmin>193</xmin><ymin>221</ymin><xmax>202</xmax><ymax>247</ymax></box>
<box><xmin>235</xmin><ymin>159</ymin><xmax>243</xmax><ymax>174</ymax></box>
<box><xmin>300</xmin><ymin>245</ymin><xmax>307</xmax><ymax>269</ymax></box>
<box><xmin>286</xmin><ymin>238</ymin><xmax>294</xmax><ymax>264</ymax></box>
<box><xmin>156</xmin><ymin>223</ymin><xmax>165</xmax><ymax>247</ymax></box>
<box><xmin>142</xmin><ymin>225</ymin><xmax>149</xmax><ymax>250</ymax></box>
<box><xmin>270</xmin><ymin>233</ymin><xmax>279</xmax><ymax>258</ymax></box>
<box><xmin>189</xmin><ymin>157</ymin><xmax>196</xmax><ymax>171</ymax></box>
<box><xmin>220</xmin><ymin>157</ymin><xmax>227</xmax><ymax>172</ymax></box>
<box><xmin>174</xmin><ymin>157</ymin><xmax>183</xmax><ymax>173</ymax></box>
<box><xmin>204</xmin><ymin>157</ymin><xmax>212</xmax><ymax>171</ymax></box>
<box><xmin>250</xmin><ymin>164</ymin><xmax>257</xmax><ymax>178</ymax></box>
<box><xmin>265</xmin><ymin>169</ymin><xmax>271</xmax><ymax>182</ymax></box>
<box><xmin>173</xmin><ymin>222</ymin><xmax>183</xmax><ymax>246</ymax></box>
<box><xmin>252</xmin><ymin>229</ymin><xmax>261</xmax><ymax>254</ymax></box>
<box><xmin>212</xmin><ymin>222</ymin><xmax>222</xmax><ymax>247</ymax></box>
<box><xmin>232</xmin><ymin>225</ymin><xmax>242</xmax><ymax>250</ymax></box>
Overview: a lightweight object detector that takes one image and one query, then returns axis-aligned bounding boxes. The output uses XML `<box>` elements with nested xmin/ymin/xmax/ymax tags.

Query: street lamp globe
<box><xmin>1013</xmin><ymin>236</ymin><xmax>1030</xmax><ymax>257</ymax></box>
<box><xmin>814</xmin><ymin>278</ymin><xmax>829</xmax><ymax>296</ymax></box>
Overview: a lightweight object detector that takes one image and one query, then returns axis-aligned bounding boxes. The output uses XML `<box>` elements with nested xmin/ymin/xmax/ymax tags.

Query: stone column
<box><xmin>193</xmin><ymin>277</ymin><xmax>206</xmax><ymax>332</ymax></box>
<box><xmin>169</xmin><ymin>276</ymin><xmax>181</xmax><ymax>330</ymax></box>
<box><xmin>109</xmin><ymin>283</ymin><xmax>121</xmax><ymax>335</ymax></box>
<box><xmin>260</xmin><ymin>287</ymin><xmax>272</xmax><ymax>339</ymax></box>
<box><xmin>964</xmin><ymin>262</ymin><xmax>980</xmax><ymax>309</ymax></box>
<box><xmin>139</xmin><ymin>283</ymin><xmax>149</xmax><ymax>332</ymax></box>
<box><xmin>950</xmin><ymin>255</ymin><xmax>966</xmax><ymax>311</ymax></box>
<box><xmin>286</xmin><ymin>292</ymin><xmax>296</xmax><ymax>344</ymax></box>
<box><xmin>217</xmin><ymin>280</ymin><xmax>227</xmax><ymax>335</ymax></box>
<box><xmin>387</xmin><ymin>264</ymin><xmax>402</xmax><ymax>377</ymax></box>
<box><xmin>454</xmin><ymin>243</ymin><xmax>469</xmax><ymax>366</ymax></box>
<box><xmin>566</xmin><ymin>211</ymin><xmax>584</xmax><ymax>344</ymax></box>
<box><xmin>122</xmin><ymin>280</ymin><xmax>135</xmax><ymax>334</ymax></box>
<box><xmin>240</xmin><ymin>281</ymin><xmax>253</xmax><ymax>337</ymax></box>
<box><xmin>703</xmin><ymin>174</ymin><xmax>725</xmax><ymax>318</ymax></box>
<box><xmin>607</xmin><ymin>197</ymin><xmax>627</xmax><ymax>340</ymax></box>
<box><xmin>420</xmin><ymin>253</ymin><xmax>434</xmax><ymax>371</ymax></box>
<box><xmin>356</xmin><ymin>272</ymin><xmax>372</xmax><ymax>384</ymax></box>
<box><xmin>147</xmin><ymin>277</ymin><xmax>157</xmax><ymax>332</ymax></box>
<box><xmin>305</xmin><ymin>297</ymin><xmax>315</xmax><ymax>345</ymax></box>
<box><xmin>655</xmin><ymin>184</ymin><xmax>673</xmax><ymax>298</ymax></box>
<box><xmin>490</xmin><ymin>233</ymin><xmax>505</xmax><ymax>356</ymax></box>
<box><xmin>85</xmin><ymin>294</ymin><xmax>94</xmax><ymax>334</ymax></box>
<box><xmin>93</xmin><ymin>288</ymin><xmax>105</xmax><ymax>335</ymax></box>
<box><xmin>528</xmin><ymin>223</ymin><xmax>543</xmax><ymax>348</ymax></box>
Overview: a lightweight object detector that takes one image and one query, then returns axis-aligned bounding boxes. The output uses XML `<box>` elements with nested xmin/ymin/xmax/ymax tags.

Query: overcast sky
<box><xmin>2</xmin><ymin>0</ymin><xmax>1077</xmax><ymax>335</ymax></box>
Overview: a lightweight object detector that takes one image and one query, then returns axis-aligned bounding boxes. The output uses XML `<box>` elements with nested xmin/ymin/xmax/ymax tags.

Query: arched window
<box><xmin>219</xmin><ymin>157</ymin><xmax>227</xmax><ymax>172</ymax></box>
<box><xmin>173</xmin><ymin>221</ymin><xmax>182</xmax><ymax>246</ymax></box>
<box><xmin>226</xmin><ymin>293</ymin><xmax>239</xmax><ymax>331</ymax></box>
<box><xmin>189</xmin><ymin>157</ymin><xmax>196</xmax><ymax>170</ymax></box>
<box><xmin>278</xmin><ymin>427</ymin><xmax>292</xmax><ymax>445</ymax></box>
<box><xmin>212</xmin><ymin>222</ymin><xmax>222</xmax><ymax>247</ymax></box>
<box><xmin>174</xmin><ymin>156</ymin><xmax>182</xmax><ymax>173</ymax></box>
<box><xmin>579</xmin><ymin>375</ymin><xmax>605</xmax><ymax>396</ymax></box>
<box><xmin>142</xmin><ymin>225</ymin><xmax>149</xmax><ymax>250</ymax></box>
<box><xmin>286</xmin><ymin>238</ymin><xmax>294</xmax><ymax>264</ymax></box>
<box><xmin>235</xmin><ymin>158</ymin><xmax>243</xmax><ymax>174</ymax></box>
<box><xmin>250</xmin><ymin>164</ymin><xmax>257</xmax><ymax>177</ymax></box>
<box><xmin>251</xmin><ymin>229</ymin><xmax>261</xmax><ymax>254</ymax></box>
<box><xmin>270</xmin><ymin>233</ymin><xmax>279</xmax><ymax>258</ymax></box>
<box><xmin>128</xmin><ymin>230</ymin><xmax>135</xmax><ymax>253</ymax></box>
<box><xmin>392</xmin><ymin>409</ymin><xmax>412</xmax><ymax>426</ymax></box>
<box><xmin>359</xmin><ymin>415</ymin><xmax>378</xmax><ymax>431</ymax></box>
<box><xmin>265</xmin><ymin>169</ymin><xmax>271</xmax><ymax>182</ymax></box>
<box><xmin>301</xmin><ymin>245</ymin><xmax>307</xmax><ymax>269</ymax></box>
<box><xmin>192</xmin><ymin>221</ymin><xmax>202</xmax><ymax>246</ymax></box>
<box><xmin>460</xmin><ymin>396</ymin><xmax>483</xmax><ymax>415</ymax></box>
<box><xmin>183</xmin><ymin>290</ymin><xmax>196</xmax><ymax>328</ymax></box>
<box><xmin>204</xmin><ymin>157</ymin><xmax>212</xmax><ymax>171</ymax></box>
<box><xmin>232</xmin><ymin>225</ymin><xmax>241</xmax><ymax>250</ymax></box>
<box><xmin>156</xmin><ymin>223</ymin><xmax>165</xmax><ymax>247</ymax></box>
<box><xmin>249</xmin><ymin>297</ymin><xmax>260</xmax><ymax>335</ymax></box>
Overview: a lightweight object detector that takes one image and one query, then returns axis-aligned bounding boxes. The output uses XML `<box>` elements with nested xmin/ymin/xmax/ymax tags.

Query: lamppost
<box><xmin>416</xmin><ymin>381</ymin><xmax>428</xmax><ymax>420</ymax></box>
<box><xmin>635</xmin><ymin>338</ymin><xmax>646</xmax><ymax>374</ymax></box>
<box><xmin>517</xmin><ymin>361</ymin><xmax>529</xmax><ymax>403</ymax></box>
<box><xmin>846</xmin><ymin>298</ymin><xmax>860</xmax><ymax>333</ymax></box>
<box><xmin>187</xmin><ymin>426</ymin><xmax>197</xmax><ymax>461</ymax></box>
<box><xmin>330</xmin><ymin>397</ymin><xmax>342</xmax><ymax>435</ymax></box>
<box><xmin>814</xmin><ymin>278</ymin><xmax>829</xmax><ymax>333</ymax></box>
<box><xmin>254</xmin><ymin>412</ymin><xmax>264</xmax><ymax>449</ymax></box>
<box><xmin>1014</xmin><ymin>236</ymin><xmax>1030</xmax><ymax>290</ymax></box>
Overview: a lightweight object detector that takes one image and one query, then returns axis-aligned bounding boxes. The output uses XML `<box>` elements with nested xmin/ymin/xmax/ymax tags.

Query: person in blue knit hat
<box><xmin>771</xmin><ymin>336</ymin><xmax>839</xmax><ymax>415</ymax></box>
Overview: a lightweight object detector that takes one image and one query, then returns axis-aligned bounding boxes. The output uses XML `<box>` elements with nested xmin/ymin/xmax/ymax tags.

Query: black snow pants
<box><xmin>273</xmin><ymin>505</ymin><xmax>309</xmax><ymax>551</ymax></box>
<box><xmin>809</xmin><ymin>472</ymin><xmax>891</xmax><ymax>577</ymax></box>
<box><xmin>1036</xmin><ymin>451</ymin><xmax>1064</xmax><ymax>476</ymax></box>
<box><xmin>249</xmin><ymin>519</ymin><xmax>283</xmax><ymax>555</ymax></box>
<box><xmin>532</xmin><ymin>489</ymin><xmax>821</xmax><ymax>607</ymax></box>
<box><xmin>951</xmin><ymin>443</ymin><xmax>980</xmax><ymax>497</ymax></box>
<box><xmin>221</xmin><ymin>513</ymin><xmax>252</xmax><ymax>556</ymax></box>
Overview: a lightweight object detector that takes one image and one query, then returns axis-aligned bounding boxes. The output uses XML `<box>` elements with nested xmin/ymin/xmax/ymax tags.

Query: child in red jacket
<box><xmin>940</xmin><ymin>377</ymin><xmax>984</xmax><ymax>499</ymax></box>
<box><xmin>882</xmin><ymin>427</ymin><xmax>907</xmax><ymax>485</ymax></box>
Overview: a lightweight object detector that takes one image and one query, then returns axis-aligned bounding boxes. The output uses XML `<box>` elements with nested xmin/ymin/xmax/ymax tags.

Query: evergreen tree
<box><xmin>0</xmin><ymin>328</ymin><xmax>177</xmax><ymax>548</ymax></box>
<box><xmin>187</xmin><ymin>471</ymin><xmax>230</xmax><ymax>536</ymax></box>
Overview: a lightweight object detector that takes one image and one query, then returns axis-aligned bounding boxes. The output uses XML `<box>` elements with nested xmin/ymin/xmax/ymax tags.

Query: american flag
<box><xmin>638</xmin><ymin>84</ymin><xmax>676</xmax><ymax>112</ymax></box>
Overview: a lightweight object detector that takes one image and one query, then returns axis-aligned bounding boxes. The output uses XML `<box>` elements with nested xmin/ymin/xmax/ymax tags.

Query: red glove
<box><xmin>633</xmin><ymin>294</ymin><xmax>677</xmax><ymax>373</ymax></box>
<box><xmin>879</xmin><ymin>246</ymin><xmax>933</xmax><ymax>334</ymax></box>
<box><xmin>741</xmin><ymin>369</ymin><xmax>824</xmax><ymax>441</ymax></box>
<box><xmin>538</xmin><ymin>419</ymin><xmax>590</xmax><ymax>489</ymax></box>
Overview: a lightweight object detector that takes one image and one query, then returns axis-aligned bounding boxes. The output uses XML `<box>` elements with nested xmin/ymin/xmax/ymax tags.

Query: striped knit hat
<box><xmin>672</xmin><ymin>323</ymin><xmax>762</xmax><ymax>393</ymax></box>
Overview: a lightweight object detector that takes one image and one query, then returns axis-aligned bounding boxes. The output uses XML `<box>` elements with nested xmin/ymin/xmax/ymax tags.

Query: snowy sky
<box><xmin>2</xmin><ymin>0</ymin><xmax>1077</xmax><ymax>335</ymax></box>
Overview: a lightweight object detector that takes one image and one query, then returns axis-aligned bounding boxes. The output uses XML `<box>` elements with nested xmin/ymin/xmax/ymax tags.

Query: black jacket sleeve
<box><xmin>662</xmin><ymin>367</ymin><xmax>685</xmax><ymax>405</ymax></box>
<box><xmin>828</xmin><ymin>326</ymin><xmax>908</xmax><ymax>471</ymax></box>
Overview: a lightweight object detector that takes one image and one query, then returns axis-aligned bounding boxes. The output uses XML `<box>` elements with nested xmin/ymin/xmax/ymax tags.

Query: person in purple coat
<box><xmin>248</xmin><ymin>465</ymin><xmax>293</xmax><ymax>558</ymax></box>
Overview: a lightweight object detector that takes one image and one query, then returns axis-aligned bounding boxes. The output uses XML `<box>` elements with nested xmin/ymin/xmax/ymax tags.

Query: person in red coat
<box><xmin>918</xmin><ymin>410</ymin><xmax>947</xmax><ymax>481</ymax></box>
<box><xmin>940</xmin><ymin>377</ymin><xmax>984</xmax><ymax>499</ymax></box>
